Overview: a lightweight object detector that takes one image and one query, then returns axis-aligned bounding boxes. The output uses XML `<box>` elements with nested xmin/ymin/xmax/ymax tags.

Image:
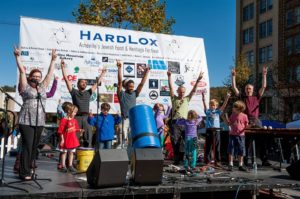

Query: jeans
<box><xmin>99</xmin><ymin>140</ymin><xmax>112</xmax><ymax>150</ymax></box>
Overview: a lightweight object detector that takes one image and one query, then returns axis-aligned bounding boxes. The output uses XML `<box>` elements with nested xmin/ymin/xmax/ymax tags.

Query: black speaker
<box><xmin>131</xmin><ymin>148</ymin><xmax>164</xmax><ymax>185</ymax></box>
<box><xmin>86</xmin><ymin>149</ymin><xmax>129</xmax><ymax>187</ymax></box>
<box><xmin>287</xmin><ymin>160</ymin><xmax>300</xmax><ymax>180</ymax></box>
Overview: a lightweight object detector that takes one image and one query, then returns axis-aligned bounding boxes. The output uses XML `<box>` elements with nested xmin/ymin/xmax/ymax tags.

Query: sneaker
<box><xmin>228</xmin><ymin>165</ymin><xmax>233</xmax><ymax>171</ymax></box>
<box><xmin>238</xmin><ymin>166</ymin><xmax>248</xmax><ymax>172</ymax></box>
<box><xmin>59</xmin><ymin>167</ymin><xmax>68</xmax><ymax>173</ymax></box>
<box><xmin>57</xmin><ymin>163</ymin><xmax>63</xmax><ymax>170</ymax></box>
<box><xmin>68</xmin><ymin>166</ymin><xmax>77</xmax><ymax>173</ymax></box>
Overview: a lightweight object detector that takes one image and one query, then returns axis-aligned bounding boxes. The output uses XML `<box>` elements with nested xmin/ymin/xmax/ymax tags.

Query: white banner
<box><xmin>16</xmin><ymin>17</ymin><xmax>209</xmax><ymax>115</ymax></box>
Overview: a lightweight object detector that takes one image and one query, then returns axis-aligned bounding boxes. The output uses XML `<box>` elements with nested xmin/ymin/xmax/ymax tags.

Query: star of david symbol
<box><xmin>126</xmin><ymin>66</ymin><xmax>133</xmax><ymax>73</ymax></box>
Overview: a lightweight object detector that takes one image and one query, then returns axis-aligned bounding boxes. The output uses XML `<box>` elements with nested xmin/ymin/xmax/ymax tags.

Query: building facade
<box><xmin>236</xmin><ymin>0</ymin><xmax>300</xmax><ymax>122</ymax></box>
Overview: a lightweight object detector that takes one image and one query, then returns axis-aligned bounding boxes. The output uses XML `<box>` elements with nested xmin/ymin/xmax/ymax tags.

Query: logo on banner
<box><xmin>84</xmin><ymin>56</ymin><xmax>101</xmax><ymax>67</ymax></box>
<box><xmin>149</xmin><ymin>90</ymin><xmax>159</xmax><ymax>100</ymax></box>
<box><xmin>148</xmin><ymin>60</ymin><xmax>167</xmax><ymax>70</ymax></box>
<box><xmin>123</xmin><ymin>62</ymin><xmax>135</xmax><ymax>77</ymax></box>
<box><xmin>168</xmin><ymin>61</ymin><xmax>180</xmax><ymax>74</ymax></box>
<box><xmin>102</xmin><ymin>56</ymin><xmax>115</xmax><ymax>63</ymax></box>
<box><xmin>160</xmin><ymin>80</ymin><xmax>170</xmax><ymax>96</ymax></box>
<box><xmin>21</xmin><ymin>51</ymin><xmax>29</xmax><ymax>56</ymax></box>
<box><xmin>175</xmin><ymin>75</ymin><xmax>185</xmax><ymax>86</ymax></box>
<box><xmin>136</xmin><ymin>63</ymin><xmax>147</xmax><ymax>78</ymax></box>
<box><xmin>149</xmin><ymin>79</ymin><xmax>158</xmax><ymax>89</ymax></box>
<box><xmin>99</xmin><ymin>94</ymin><xmax>113</xmax><ymax>103</ymax></box>
<box><xmin>190</xmin><ymin>81</ymin><xmax>207</xmax><ymax>88</ymax></box>
<box><xmin>105</xmin><ymin>85</ymin><xmax>117</xmax><ymax>92</ymax></box>
<box><xmin>168</xmin><ymin>39</ymin><xmax>181</xmax><ymax>54</ymax></box>
<box><xmin>52</xmin><ymin>26</ymin><xmax>69</xmax><ymax>45</ymax></box>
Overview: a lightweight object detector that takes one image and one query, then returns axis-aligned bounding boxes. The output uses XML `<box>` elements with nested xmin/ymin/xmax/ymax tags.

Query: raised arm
<box><xmin>42</xmin><ymin>49</ymin><xmax>57</xmax><ymax>87</ymax></box>
<box><xmin>136</xmin><ymin>66</ymin><xmax>150</xmax><ymax>95</ymax></box>
<box><xmin>188</xmin><ymin>71</ymin><xmax>204</xmax><ymax>99</ymax></box>
<box><xmin>91</xmin><ymin>68</ymin><xmax>107</xmax><ymax>93</ymax></box>
<box><xmin>167</xmin><ymin>70</ymin><xmax>174</xmax><ymax>98</ymax></box>
<box><xmin>201</xmin><ymin>92</ymin><xmax>207</xmax><ymax>112</ymax></box>
<box><xmin>258</xmin><ymin>66</ymin><xmax>268</xmax><ymax>97</ymax></box>
<box><xmin>220</xmin><ymin>92</ymin><xmax>231</xmax><ymax>112</ymax></box>
<box><xmin>14</xmin><ymin>46</ymin><xmax>27</xmax><ymax>92</ymax></box>
<box><xmin>46</xmin><ymin>76</ymin><xmax>58</xmax><ymax>98</ymax></box>
<box><xmin>231</xmin><ymin>69</ymin><xmax>240</xmax><ymax>96</ymax></box>
<box><xmin>117</xmin><ymin>60</ymin><xmax>122</xmax><ymax>94</ymax></box>
<box><xmin>61</xmin><ymin>59</ymin><xmax>73</xmax><ymax>92</ymax></box>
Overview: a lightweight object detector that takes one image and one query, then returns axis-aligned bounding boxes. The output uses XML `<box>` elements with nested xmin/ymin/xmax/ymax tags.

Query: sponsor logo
<box><xmin>136</xmin><ymin>63</ymin><xmax>147</xmax><ymax>78</ymax></box>
<box><xmin>52</xmin><ymin>26</ymin><xmax>69</xmax><ymax>45</ymax></box>
<box><xmin>160</xmin><ymin>79</ymin><xmax>170</xmax><ymax>96</ymax></box>
<box><xmin>101</xmin><ymin>56</ymin><xmax>115</xmax><ymax>63</ymax></box>
<box><xmin>21</xmin><ymin>51</ymin><xmax>29</xmax><ymax>56</ymax></box>
<box><xmin>168</xmin><ymin>61</ymin><xmax>180</xmax><ymax>74</ymax></box>
<box><xmin>148</xmin><ymin>60</ymin><xmax>167</xmax><ymax>70</ymax></box>
<box><xmin>175</xmin><ymin>75</ymin><xmax>185</xmax><ymax>86</ymax></box>
<box><xmin>105</xmin><ymin>84</ymin><xmax>117</xmax><ymax>92</ymax></box>
<box><xmin>162</xmin><ymin>98</ymin><xmax>169</xmax><ymax>103</ymax></box>
<box><xmin>62</xmin><ymin>75</ymin><xmax>77</xmax><ymax>82</ymax></box>
<box><xmin>123</xmin><ymin>62</ymin><xmax>135</xmax><ymax>77</ymax></box>
<box><xmin>149</xmin><ymin>90</ymin><xmax>159</xmax><ymax>100</ymax></box>
<box><xmin>84</xmin><ymin>56</ymin><xmax>101</xmax><ymax>67</ymax></box>
<box><xmin>149</xmin><ymin>79</ymin><xmax>158</xmax><ymax>89</ymax></box>
<box><xmin>190</xmin><ymin>81</ymin><xmax>207</xmax><ymax>87</ymax></box>
<box><xmin>80</xmin><ymin>30</ymin><xmax>158</xmax><ymax>47</ymax></box>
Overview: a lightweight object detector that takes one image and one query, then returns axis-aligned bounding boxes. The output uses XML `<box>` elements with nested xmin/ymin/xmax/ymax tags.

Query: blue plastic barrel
<box><xmin>129</xmin><ymin>105</ymin><xmax>160</xmax><ymax>148</ymax></box>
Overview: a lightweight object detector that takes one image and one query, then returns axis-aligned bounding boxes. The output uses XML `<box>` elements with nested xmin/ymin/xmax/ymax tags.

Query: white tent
<box><xmin>286</xmin><ymin>120</ymin><xmax>300</xmax><ymax>128</ymax></box>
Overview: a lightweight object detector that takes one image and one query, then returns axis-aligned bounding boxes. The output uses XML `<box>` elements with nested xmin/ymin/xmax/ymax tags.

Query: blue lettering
<box><xmin>117</xmin><ymin>36</ymin><xmax>126</xmax><ymax>43</ymax></box>
<box><xmin>150</xmin><ymin>39</ymin><xmax>158</xmax><ymax>47</ymax></box>
<box><xmin>139</xmin><ymin>38</ymin><xmax>148</xmax><ymax>45</ymax></box>
<box><xmin>128</xmin><ymin>35</ymin><xmax>138</xmax><ymax>44</ymax></box>
<box><xmin>105</xmin><ymin>34</ymin><xmax>114</xmax><ymax>42</ymax></box>
<box><xmin>93</xmin><ymin>33</ymin><xmax>103</xmax><ymax>41</ymax></box>
<box><xmin>80</xmin><ymin>30</ymin><xmax>91</xmax><ymax>40</ymax></box>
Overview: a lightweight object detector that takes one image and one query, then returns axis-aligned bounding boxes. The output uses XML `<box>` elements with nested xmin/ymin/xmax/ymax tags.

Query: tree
<box><xmin>1</xmin><ymin>85</ymin><xmax>16</xmax><ymax>92</ymax></box>
<box><xmin>223</xmin><ymin>54</ymin><xmax>251</xmax><ymax>93</ymax></box>
<box><xmin>73</xmin><ymin>0</ymin><xmax>175</xmax><ymax>34</ymax></box>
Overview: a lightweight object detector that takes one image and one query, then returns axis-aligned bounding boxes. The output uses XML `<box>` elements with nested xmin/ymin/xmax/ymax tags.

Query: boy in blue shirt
<box><xmin>88</xmin><ymin>103</ymin><xmax>121</xmax><ymax>149</ymax></box>
<box><xmin>202</xmin><ymin>92</ymin><xmax>231</xmax><ymax>165</ymax></box>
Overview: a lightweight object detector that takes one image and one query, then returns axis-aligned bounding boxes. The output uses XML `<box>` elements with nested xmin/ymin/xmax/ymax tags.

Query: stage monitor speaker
<box><xmin>286</xmin><ymin>160</ymin><xmax>300</xmax><ymax>180</ymax></box>
<box><xmin>131</xmin><ymin>148</ymin><xmax>163</xmax><ymax>185</ymax></box>
<box><xmin>86</xmin><ymin>149</ymin><xmax>129</xmax><ymax>187</ymax></box>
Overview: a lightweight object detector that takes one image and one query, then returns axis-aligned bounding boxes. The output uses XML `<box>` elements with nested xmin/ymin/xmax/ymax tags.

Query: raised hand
<box><xmin>167</xmin><ymin>70</ymin><xmax>171</xmax><ymax>77</ymax></box>
<box><xmin>13</xmin><ymin>45</ymin><xmax>21</xmax><ymax>57</ymax></box>
<box><xmin>231</xmin><ymin>69</ymin><xmax>236</xmax><ymax>76</ymax></box>
<box><xmin>144</xmin><ymin>65</ymin><xmax>150</xmax><ymax>73</ymax></box>
<box><xmin>51</xmin><ymin>49</ymin><xmax>57</xmax><ymax>61</ymax></box>
<box><xmin>61</xmin><ymin>59</ymin><xmax>65</xmax><ymax>68</ymax></box>
<box><xmin>263</xmin><ymin>66</ymin><xmax>268</xmax><ymax>75</ymax></box>
<box><xmin>197</xmin><ymin>71</ymin><xmax>204</xmax><ymax>81</ymax></box>
<box><xmin>116</xmin><ymin>60</ymin><xmax>122</xmax><ymax>68</ymax></box>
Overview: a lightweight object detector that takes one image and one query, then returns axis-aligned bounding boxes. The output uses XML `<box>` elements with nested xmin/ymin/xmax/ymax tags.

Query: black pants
<box><xmin>19</xmin><ymin>125</ymin><xmax>43</xmax><ymax>178</ymax></box>
<box><xmin>170</xmin><ymin>121</ymin><xmax>185</xmax><ymax>164</ymax></box>
<box><xmin>205</xmin><ymin>129</ymin><xmax>221</xmax><ymax>163</ymax></box>
<box><xmin>75</xmin><ymin>115</ymin><xmax>93</xmax><ymax>147</ymax></box>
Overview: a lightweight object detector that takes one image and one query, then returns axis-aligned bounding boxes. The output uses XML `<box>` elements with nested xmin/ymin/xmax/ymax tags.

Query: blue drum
<box><xmin>129</xmin><ymin>105</ymin><xmax>160</xmax><ymax>148</ymax></box>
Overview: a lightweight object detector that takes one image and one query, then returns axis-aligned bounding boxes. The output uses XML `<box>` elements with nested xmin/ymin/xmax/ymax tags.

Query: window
<box><xmin>243</xmin><ymin>27</ymin><xmax>254</xmax><ymax>44</ymax></box>
<box><xmin>296</xmin><ymin>65</ymin><xmax>300</xmax><ymax>81</ymax></box>
<box><xmin>295</xmin><ymin>35</ymin><xmax>300</xmax><ymax>53</ymax></box>
<box><xmin>296</xmin><ymin>6</ymin><xmax>300</xmax><ymax>24</ymax></box>
<box><xmin>259</xmin><ymin>45</ymin><xmax>272</xmax><ymax>63</ymax></box>
<box><xmin>245</xmin><ymin>51</ymin><xmax>254</xmax><ymax>66</ymax></box>
<box><xmin>260</xmin><ymin>97</ymin><xmax>272</xmax><ymax>114</ymax></box>
<box><xmin>259</xmin><ymin>19</ymin><xmax>272</xmax><ymax>38</ymax></box>
<box><xmin>286</xmin><ymin>10</ymin><xmax>294</xmax><ymax>27</ymax></box>
<box><xmin>243</xmin><ymin>4</ymin><xmax>254</xmax><ymax>21</ymax></box>
<box><xmin>260</xmin><ymin>0</ymin><xmax>272</xmax><ymax>14</ymax></box>
<box><xmin>287</xmin><ymin>67</ymin><xmax>293</xmax><ymax>82</ymax></box>
<box><xmin>286</xmin><ymin>38</ymin><xmax>293</xmax><ymax>55</ymax></box>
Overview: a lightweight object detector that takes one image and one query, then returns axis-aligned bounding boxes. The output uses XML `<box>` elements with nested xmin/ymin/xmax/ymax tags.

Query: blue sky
<box><xmin>0</xmin><ymin>0</ymin><xmax>235</xmax><ymax>87</ymax></box>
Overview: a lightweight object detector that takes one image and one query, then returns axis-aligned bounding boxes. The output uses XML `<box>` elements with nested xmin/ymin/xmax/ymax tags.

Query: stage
<box><xmin>0</xmin><ymin>155</ymin><xmax>299</xmax><ymax>199</ymax></box>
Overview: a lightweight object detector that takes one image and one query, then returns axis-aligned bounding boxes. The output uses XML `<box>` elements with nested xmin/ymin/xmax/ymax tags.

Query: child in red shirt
<box><xmin>226</xmin><ymin>100</ymin><xmax>249</xmax><ymax>172</ymax></box>
<box><xmin>57</xmin><ymin>103</ymin><xmax>83</xmax><ymax>172</ymax></box>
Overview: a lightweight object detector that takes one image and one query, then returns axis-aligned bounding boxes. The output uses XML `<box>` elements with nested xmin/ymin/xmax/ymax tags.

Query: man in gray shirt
<box><xmin>61</xmin><ymin>59</ymin><xmax>106</xmax><ymax>147</ymax></box>
<box><xmin>117</xmin><ymin>60</ymin><xmax>150</xmax><ymax>148</ymax></box>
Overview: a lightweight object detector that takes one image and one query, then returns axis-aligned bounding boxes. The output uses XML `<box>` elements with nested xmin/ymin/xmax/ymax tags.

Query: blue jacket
<box><xmin>87</xmin><ymin>113</ymin><xmax>121</xmax><ymax>141</ymax></box>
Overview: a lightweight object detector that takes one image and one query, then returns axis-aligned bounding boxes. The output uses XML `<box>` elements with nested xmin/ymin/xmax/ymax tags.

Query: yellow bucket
<box><xmin>76</xmin><ymin>148</ymin><xmax>94</xmax><ymax>172</ymax></box>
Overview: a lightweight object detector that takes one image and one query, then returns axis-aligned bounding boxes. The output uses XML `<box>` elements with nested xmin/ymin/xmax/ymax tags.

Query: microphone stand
<box><xmin>9</xmin><ymin>84</ymin><xmax>51</xmax><ymax>189</ymax></box>
<box><xmin>95</xmin><ymin>77</ymin><xmax>100</xmax><ymax>152</ymax></box>
<box><xmin>0</xmin><ymin>91</ymin><xmax>28</xmax><ymax>192</ymax></box>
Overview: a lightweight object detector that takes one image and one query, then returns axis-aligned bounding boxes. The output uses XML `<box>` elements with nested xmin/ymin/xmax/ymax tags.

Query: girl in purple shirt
<box><xmin>176</xmin><ymin>110</ymin><xmax>202</xmax><ymax>171</ymax></box>
<box><xmin>153</xmin><ymin>103</ymin><xmax>171</xmax><ymax>147</ymax></box>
